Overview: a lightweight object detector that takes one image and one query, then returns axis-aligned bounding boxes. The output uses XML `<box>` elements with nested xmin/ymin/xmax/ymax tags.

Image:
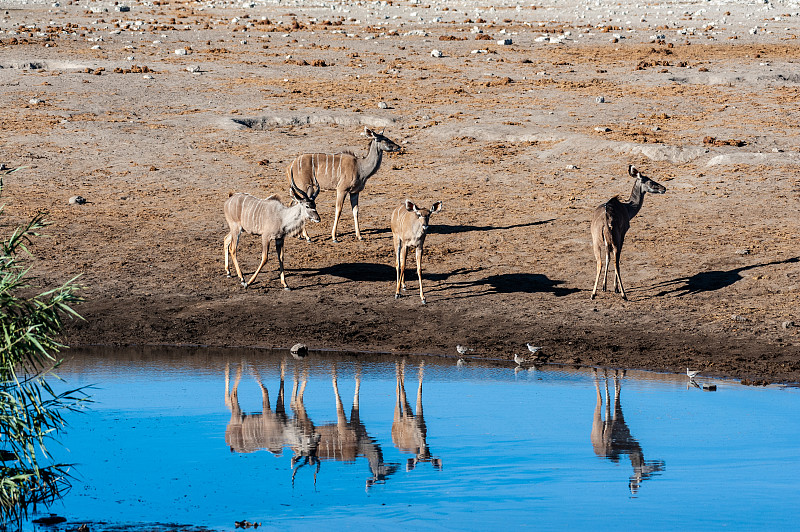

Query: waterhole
<box><xmin>35</xmin><ymin>346</ymin><xmax>799</xmax><ymax>530</ymax></box>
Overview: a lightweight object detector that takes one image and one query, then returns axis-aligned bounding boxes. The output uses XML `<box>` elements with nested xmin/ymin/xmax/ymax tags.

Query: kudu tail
<box><xmin>601</xmin><ymin>203</ymin><xmax>614</xmax><ymax>249</ymax></box>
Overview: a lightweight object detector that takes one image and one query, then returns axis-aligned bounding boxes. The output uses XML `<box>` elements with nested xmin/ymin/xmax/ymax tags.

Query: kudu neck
<box><xmin>625</xmin><ymin>179</ymin><xmax>647</xmax><ymax>219</ymax></box>
<box><xmin>358</xmin><ymin>138</ymin><xmax>383</xmax><ymax>179</ymax></box>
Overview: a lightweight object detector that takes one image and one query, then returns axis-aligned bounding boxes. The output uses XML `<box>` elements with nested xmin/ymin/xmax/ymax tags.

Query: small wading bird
<box><xmin>456</xmin><ymin>345</ymin><xmax>472</xmax><ymax>356</ymax></box>
<box><xmin>514</xmin><ymin>353</ymin><xmax>525</xmax><ymax>366</ymax></box>
<box><xmin>686</xmin><ymin>368</ymin><xmax>701</xmax><ymax>380</ymax></box>
<box><xmin>526</xmin><ymin>344</ymin><xmax>543</xmax><ymax>354</ymax></box>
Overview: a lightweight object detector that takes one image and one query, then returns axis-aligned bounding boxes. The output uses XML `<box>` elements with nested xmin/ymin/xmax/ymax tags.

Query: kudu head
<box><xmin>290</xmin><ymin>175</ymin><xmax>321</xmax><ymax>223</ymax></box>
<box><xmin>404</xmin><ymin>199</ymin><xmax>443</xmax><ymax>233</ymax></box>
<box><xmin>629</xmin><ymin>165</ymin><xmax>666</xmax><ymax>195</ymax></box>
<box><xmin>365</xmin><ymin>126</ymin><xmax>401</xmax><ymax>153</ymax></box>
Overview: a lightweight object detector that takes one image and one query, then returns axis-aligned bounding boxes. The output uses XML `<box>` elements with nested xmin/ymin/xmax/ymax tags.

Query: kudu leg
<box><xmin>415</xmin><ymin>246</ymin><xmax>426</xmax><ymax>304</ymax></box>
<box><xmin>331</xmin><ymin>189</ymin><xmax>347</xmax><ymax>242</ymax></box>
<box><xmin>229</xmin><ymin>231</ymin><xmax>245</xmax><ymax>283</ymax></box>
<box><xmin>350</xmin><ymin>192</ymin><xmax>362</xmax><ymax>240</ymax></box>
<box><xmin>224</xmin><ymin>233</ymin><xmax>232</xmax><ymax>277</ymax></box>
<box><xmin>602</xmin><ymin>248</ymin><xmax>610</xmax><ymax>292</ymax></box>
<box><xmin>613</xmin><ymin>251</ymin><xmax>627</xmax><ymax>300</ymax></box>
<box><xmin>394</xmin><ymin>238</ymin><xmax>403</xmax><ymax>299</ymax></box>
<box><xmin>244</xmin><ymin>238</ymin><xmax>271</xmax><ymax>288</ymax></box>
<box><xmin>275</xmin><ymin>237</ymin><xmax>290</xmax><ymax>291</ymax></box>
<box><xmin>591</xmin><ymin>255</ymin><xmax>603</xmax><ymax>300</ymax></box>
<box><xmin>400</xmin><ymin>246</ymin><xmax>408</xmax><ymax>292</ymax></box>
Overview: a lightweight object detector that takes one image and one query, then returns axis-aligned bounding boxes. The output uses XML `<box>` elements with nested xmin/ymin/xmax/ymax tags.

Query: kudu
<box><xmin>286</xmin><ymin>127</ymin><xmax>401</xmax><ymax>242</ymax></box>
<box><xmin>393</xmin><ymin>360</ymin><xmax>442</xmax><ymax>472</ymax></box>
<box><xmin>223</xmin><ymin>176</ymin><xmax>320</xmax><ymax>290</ymax></box>
<box><xmin>591</xmin><ymin>369</ymin><xmax>665</xmax><ymax>495</ymax></box>
<box><xmin>391</xmin><ymin>199</ymin><xmax>443</xmax><ymax>304</ymax></box>
<box><xmin>590</xmin><ymin>165</ymin><xmax>666</xmax><ymax>300</ymax></box>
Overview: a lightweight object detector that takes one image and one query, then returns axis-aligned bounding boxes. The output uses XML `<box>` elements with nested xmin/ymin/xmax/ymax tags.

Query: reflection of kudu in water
<box><xmin>316</xmin><ymin>363</ymin><xmax>399</xmax><ymax>487</ymax></box>
<box><xmin>224</xmin><ymin>361</ymin><xmax>320</xmax><ymax>483</ymax></box>
<box><xmin>224</xmin><ymin>361</ymin><xmax>397</xmax><ymax>488</ymax></box>
<box><xmin>393</xmin><ymin>360</ymin><xmax>442</xmax><ymax>471</ymax></box>
<box><xmin>591</xmin><ymin>369</ymin><xmax>664</xmax><ymax>495</ymax></box>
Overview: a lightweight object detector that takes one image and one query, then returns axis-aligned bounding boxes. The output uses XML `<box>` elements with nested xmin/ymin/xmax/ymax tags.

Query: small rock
<box><xmin>143</xmin><ymin>74</ymin><xmax>153</xmax><ymax>79</ymax></box>
<box><xmin>430</xmin><ymin>49</ymin><xmax>443</xmax><ymax>58</ymax></box>
<box><xmin>378</xmin><ymin>101</ymin><xmax>389</xmax><ymax>109</ymax></box>
<box><xmin>735</xmin><ymin>249</ymin><xmax>751</xmax><ymax>255</ymax></box>
<box><xmin>566</xmin><ymin>164</ymin><xmax>578</xmax><ymax>170</ymax></box>
<box><xmin>497</xmin><ymin>38</ymin><xmax>512</xmax><ymax>45</ymax></box>
<box><xmin>594</xmin><ymin>127</ymin><xmax>611</xmax><ymax>133</ymax></box>
<box><xmin>730</xmin><ymin>314</ymin><xmax>748</xmax><ymax>322</ymax></box>
<box><xmin>652</xmin><ymin>126</ymin><xmax>661</xmax><ymax>132</ymax></box>
<box><xmin>115</xmin><ymin>5</ymin><xmax>130</xmax><ymax>12</ymax></box>
<box><xmin>68</xmin><ymin>195</ymin><xmax>87</xmax><ymax>205</ymax></box>
<box><xmin>702</xmin><ymin>384</ymin><xmax>717</xmax><ymax>391</ymax></box>
<box><xmin>175</xmin><ymin>48</ymin><xmax>188</xmax><ymax>56</ymax></box>
<box><xmin>782</xmin><ymin>320</ymin><xmax>795</xmax><ymax>329</ymax></box>
<box><xmin>595</xmin><ymin>96</ymin><xmax>605</xmax><ymax>103</ymax></box>
<box><xmin>186</xmin><ymin>65</ymin><xmax>201</xmax><ymax>73</ymax></box>
<box><xmin>290</xmin><ymin>343</ymin><xmax>308</xmax><ymax>359</ymax></box>
<box><xmin>29</xmin><ymin>98</ymin><xmax>43</xmax><ymax>105</ymax></box>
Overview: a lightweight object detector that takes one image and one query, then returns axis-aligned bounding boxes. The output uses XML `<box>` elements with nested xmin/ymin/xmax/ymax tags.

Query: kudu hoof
<box><xmin>241</xmin><ymin>281</ymin><xmax>248</xmax><ymax>288</ymax></box>
<box><xmin>304</xmin><ymin>238</ymin><xmax>311</xmax><ymax>243</ymax></box>
<box><xmin>394</xmin><ymin>294</ymin><xmax>401</xmax><ymax>300</ymax></box>
<box><xmin>421</xmin><ymin>298</ymin><xmax>427</xmax><ymax>305</ymax></box>
<box><xmin>283</xmin><ymin>287</ymin><xmax>292</xmax><ymax>291</ymax></box>
<box><xmin>226</xmin><ymin>273</ymin><xmax>231</xmax><ymax>278</ymax></box>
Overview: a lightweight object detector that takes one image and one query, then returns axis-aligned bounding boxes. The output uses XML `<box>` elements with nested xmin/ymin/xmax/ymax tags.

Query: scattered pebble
<box><xmin>29</xmin><ymin>98</ymin><xmax>44</xmax><ymax>105</ymax></box>
<box><xmin>497</xmin><ymin>39</ymin><xmax>512</xmax><ymax>46</ymax></box>
<box><xmin>378</xmin><ymin>101</ymin><xmax>389</xmax><ymax>109</ymax></box>
<box><xmin>430</xmin><ymin>49</ymin><xmax>443</xmax><ymax>58</ymax></box>
<box><xmin>186</xmin><ymin>65</ymin><xmax>201</xmax><ymax>73</ymax></box>
<box><xmin>594</xmin><ymin>126</ymin><xmax>611</xmax><ymax>132</ymax></box>
<box><xmin>175</xmin><ymin>49</ymin><xmax>188</xmax><ymax>56</ymax></box>
<box><xmin>595</xmin><ymin>96</ymin><xmax>605</xmax><ymax>103</ymax></box>
<box><xmin>566</xmin><ymin>164</ymin><xmax>578</xmax><ymax>170</ymax></box>
<box><xmin>730</xmin><ymin>314</ymin><xmax>748</xmax><ymax>322</ymax></box>
<box><xmin>68</xmin><ymin>195</ymin><xmax>87</xmax><ymax>205</ymax></box>
<box><xmin>735</xmin><ymin>249</ymin><xmax>751</xmax><ymax>255</ymax></box>
<box><xmin>782</xmin><ymin>320</ymin><xmax>795</xmax><ymax>329</ymax></box>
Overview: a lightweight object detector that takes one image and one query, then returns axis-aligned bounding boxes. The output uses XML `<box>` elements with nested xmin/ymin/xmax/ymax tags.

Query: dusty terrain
<box><xmin>2</xmin><ymin>0</ymin><xmax>800</xmax><ymax>383</ymax></box>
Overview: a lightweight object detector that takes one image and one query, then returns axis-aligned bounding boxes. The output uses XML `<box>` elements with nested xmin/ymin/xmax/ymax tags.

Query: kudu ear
<box><xmin>430</xmin><ymin>201</ymin><xmax>443</xmax><ymax>214</ymax></box>
<box><xmin>404</xmin><ymin>199</ymin><xmax>418</xmax><ymax>212</ymax></box>
<box><xmin>364</xmin><ymin>126</ymin><xmax>375</xmax><ymax>138</ymax></box>
<box><xmin>629</xmin><ymin>165</ymin><xmax>640</xmax><ymax>178</ymax></box>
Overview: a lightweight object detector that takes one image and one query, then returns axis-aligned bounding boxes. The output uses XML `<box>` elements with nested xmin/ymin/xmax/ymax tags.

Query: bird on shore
<box><xmin>456</xmin><ymin>345</ymin><xmax>472</xmax><ymax>356</ymax></box>
<box><xmin>526</xmin><ymin>343</ymin><xmax>543</xmax><ymax>354</ymax></box>
<box><xmin>457</xmin><ymin>358</ymin><xmax>466</xmax><ymax>367</ymax></box>
<box><xmin>686</xmin><ymin>367</ymin><xmax>700</xmax><ymax>380</ymax></box>
<box><xmin>514</xmin><ymin>353</ymin><xmax>525</xmax><ymax>366</ymax></box>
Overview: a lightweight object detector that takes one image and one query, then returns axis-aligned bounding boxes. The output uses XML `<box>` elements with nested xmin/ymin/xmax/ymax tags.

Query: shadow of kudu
<box><xmin>591</xmin><ymin>369</ymin><xmax>665</xmax><ymax>495</ymax></box>
<box><xmin>224</xmin><ymin>360</ymin><xmax>398</xmax><ymax>489</ymax></box>
<box><xmin>392</xmin><ymin>360</ymin><xmax>442</xmax><ymax>472</ymax></box>
<box><xmin>650</xmin><ymin>257</ymin><xmax>799</xmax><ymax>297</ymax></box>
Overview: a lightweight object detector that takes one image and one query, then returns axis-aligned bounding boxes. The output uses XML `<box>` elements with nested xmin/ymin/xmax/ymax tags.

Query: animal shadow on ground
<box><xmin>430</xmin><ymin>219</ymin><xmax>555</xmax><ymax>235</ymax></box>
<box><xmin>649</xmin><ymin>257</ymin><xmax>800</xmax><ymax>297</ymax></box>
<box><xmin>358</xmin><ymin>219</ymin><xmax>554</xmax><ymax>238</ymax></box>
<box><xmin>435</xmin><ymin>272</ymin><xmax>580</xmax><ymax>300</ymax></box>
<box><xmin>294</xmin><ymin>263</ymin><xmax>478</xmax><ymax>288</ymax></box>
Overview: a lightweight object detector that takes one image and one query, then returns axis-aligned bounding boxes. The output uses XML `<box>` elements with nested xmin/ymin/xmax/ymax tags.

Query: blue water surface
<box><xmin>36</xmin><ymin>347</ymin><xmax>799</xmax><ymax>531</ymax></box>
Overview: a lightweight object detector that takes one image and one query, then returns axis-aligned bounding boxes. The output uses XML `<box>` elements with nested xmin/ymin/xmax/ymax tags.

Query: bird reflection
<box><xmin>224</xmin><ymin>360</ymin><xmax>397</xmax><ymax>490</ymax></box>
<box><xmin>591</xmin><ymin>369</ymin><xmax>665</xmax><ymax>495</ymax></box>
<box><xmin>393</xmin><ymin>360</ymin><xmax>442</xmax><ymax>472</ymax></box>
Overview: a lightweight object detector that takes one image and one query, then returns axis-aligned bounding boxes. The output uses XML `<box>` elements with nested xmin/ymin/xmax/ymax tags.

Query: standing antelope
<box><xmin>590</xmin><ymin>165</ymin><xmax>666</xmax><ymax>300</ymax></box>
<box><xmin>286</xmin><ymin>127</ymin><xmax>401</xmax><ymax>242</ymax></box>
<box><xmin>391</xmin><ymin>199</ymin><xmax>443</xmax><ymax>305</ymax></box>
<box><xmin>223</xmin><ymin>177</ymin><xmax>320</xmax><ymax>290</ymax></box>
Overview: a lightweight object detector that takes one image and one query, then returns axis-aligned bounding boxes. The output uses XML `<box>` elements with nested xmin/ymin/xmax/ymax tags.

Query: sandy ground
<box><xmin>2</xmin><ymin>0</ymin><xmax>800</xmax><ymax>384</ymax></box>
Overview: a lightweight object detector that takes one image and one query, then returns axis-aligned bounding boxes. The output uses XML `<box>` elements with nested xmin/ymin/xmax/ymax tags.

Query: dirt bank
<box><xmin>1</xmin><ymin>0</ymin><xmax>799</xmax><ymax>383</ymax></box>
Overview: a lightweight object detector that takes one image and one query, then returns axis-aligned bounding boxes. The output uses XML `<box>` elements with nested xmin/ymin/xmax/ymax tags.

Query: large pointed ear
<box><xmin>364</xmin><ymin>126</ymin><xmax>375</xmax><ymax>138</ymax></box>
<box><xmin>430</xmin><ymin>201</ymin><xmax>442</xmax><ymax>214</ymax></box>
<box><xmin>404</xmin><ymin>199</ymin><xmax>418</xmax><ymax>212</ymax></box>
<box><xmin>628</xmin><ymin>165</ymin><xmax>640</xmax><ymax>178</ymax></box>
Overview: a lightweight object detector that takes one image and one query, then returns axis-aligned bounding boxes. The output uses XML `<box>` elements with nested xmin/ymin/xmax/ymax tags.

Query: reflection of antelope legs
<box><xmin>317</xmin><ymin>363</ymin><xmax>399</xmax><ymax>488</ymax></box>
<box><xmin>393</xmin><ymin>360</ymin><xmax>442</xmax><ymax>471</ymax></box>
<box><xmin>225</xmin><ymin>361</ymin><xmax>288</xmax><ymax>455</ymax></box>
<box><xmin>286</xmin><ymin>365</ymin><xmax>321</xmax><ymax>483</ymax></box>
<box><xmin>591</xmin><ymin>369</ymin><xmax>665</xmax><ymax>495</ymax></box>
